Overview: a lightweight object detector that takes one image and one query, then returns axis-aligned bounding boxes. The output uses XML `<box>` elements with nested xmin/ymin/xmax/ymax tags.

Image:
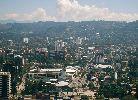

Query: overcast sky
<box><xmin>0</xmin><ymin>0</ymin><xmax>138</xmax><ymax>21</ymax></box>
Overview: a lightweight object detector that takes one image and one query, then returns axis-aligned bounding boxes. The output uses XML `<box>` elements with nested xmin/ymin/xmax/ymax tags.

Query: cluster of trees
<box><xmin>98</xmin><ymin>83</ymin><xmax>133</xmax><ymax>99</ymax></box>
<box><xmin>24</xmin><ymin>80</ymin><xmax>57</xmax><ymax>95</ymax></box>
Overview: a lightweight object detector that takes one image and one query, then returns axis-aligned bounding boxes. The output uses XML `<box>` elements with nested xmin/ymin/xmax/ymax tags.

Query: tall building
<box><xmin>8</xmin><ymin>40</ymin><xmax>13</xmax><ymax>47</ymax></box>
<box><xmin>55</xmin><ymin>40</ymin><xmax>64</xmax><ymax>51</ymax></box>
<box><xmin>76</xmin><ymin>37</ymin><xmax>82</xmax><ymax>45</ymax></box>
<box><xmin>48</xmin><ymin>51</ymin><xmax>65</xmax><ymax>60</ymax></box>
<box><xmin>0</xmin><ymin>72</ymin><xmax>11</xmax><ymax>99</ymax></box>
<box><xmin>95</xmin><ymin>53</ymin><xmax>105</xmax><ymax>64</ymax></box>
<box><xmin>23</xmin><ymin>38</ymin><xmax>29</xmax><ymax>44</ymax></box>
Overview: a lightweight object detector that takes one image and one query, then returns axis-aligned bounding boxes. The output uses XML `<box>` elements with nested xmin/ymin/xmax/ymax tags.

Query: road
<box><xmin>17</xmin><ymin>74</ymin><xmax>26</xmax><ymax>94</ymax></box>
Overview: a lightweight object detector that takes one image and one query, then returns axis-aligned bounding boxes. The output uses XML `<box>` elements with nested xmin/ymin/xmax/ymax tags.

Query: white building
<box><xmin>76</xmin><ymin>37</ymin><xmax>82</xmax><ymax>45</ymax></box>
<box><xmin>23</xmin><ymin>38</ymin><xmax>29</xmax><ymax>44</ymax></box>
<box><xmin>66</xmin><ymin>66</ymin><xmax>78</xmax><ymax>78</ymax></box>
<box><xmin>28</xmin><ymin>66</ymin><xmax>79</xmax><ymax>82</ymax></box>
<box><xmin>95</xmin><ymin>64</ymin><xmax>113</xmax><ymax>69</ymax></box>
<box><xmin>55</xmin><ymin>40</ymin><xmax>64</xmax><ymax>51</ymax></box>
<box><xmin>28</xmin><ymin>68</ymin><xmax>62</xmax><ymax>80</ymax></box>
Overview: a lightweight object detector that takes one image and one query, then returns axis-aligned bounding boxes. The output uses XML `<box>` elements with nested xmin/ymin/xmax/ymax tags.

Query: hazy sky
<box><xmin>0</xmin><ymin>0</ymin><xmax>138</xmax><ymax>21</ymax></box>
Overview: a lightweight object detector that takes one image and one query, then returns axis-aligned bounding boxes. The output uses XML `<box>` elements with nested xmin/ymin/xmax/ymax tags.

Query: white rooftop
<box><xmin>56</xmin><ymin>81</ymin><xmax>69</xmax><ymax>87</ymax></box>
<box><xmin>66</xmin><ymin>69</ymin><xmax>76</xmax><ymax>73</ymax></box>
<box><xmin>95</xmin><ymin>64</ymin><xmax>113</xmax><ymax>69</ymax></box>
<box><xmin>30</xmin><ymin>68</ymin><xmax>62</xmax><ymax>72</ymax></box>
<box><xmin>40</xmin><ymin>68</ymin><xmax>62</xmax><ymax>72</ymax></box>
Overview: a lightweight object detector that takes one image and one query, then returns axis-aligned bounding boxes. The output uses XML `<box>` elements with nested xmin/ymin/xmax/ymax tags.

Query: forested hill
<box><xmin>0</xmin><ymin>20</ymin><xmax>138</xmax><ymax>45</ymax></box>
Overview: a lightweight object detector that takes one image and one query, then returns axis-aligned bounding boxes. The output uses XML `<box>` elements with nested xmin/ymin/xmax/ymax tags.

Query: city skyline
<box><xmin>0</xmin><ymin>1</ymin><xmax>137</xmax><ymax>98</ymax></box>
<box><xmin>0</xmin><ymin>0</ymin><xmax>138</xmax><ymax>22</ymax></box>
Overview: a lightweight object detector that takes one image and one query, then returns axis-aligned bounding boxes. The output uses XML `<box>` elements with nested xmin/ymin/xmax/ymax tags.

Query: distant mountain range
<box><xmin>0</xmin><ymin>20</ymin><xmax>137</xmax><ymax>45</ymax></box>
<box><xmin>0</xmin><ymin>19</ymin><xmax>34</xmax><ymax>24</ymax></box>
<box><xmin>0</xmin><ymin>20</ymin><xmax>17</xmax><ymax>24</ymax></box>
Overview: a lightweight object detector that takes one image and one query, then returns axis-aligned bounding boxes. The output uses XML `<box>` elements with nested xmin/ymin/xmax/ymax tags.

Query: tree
<box><xmin>88</xmin><ymin>82</ymin><xmax>95</xmax><ymax>90</ymax></box>
<box><xmin>95</xmin><ymin>94</ymin><xmax>105</xmax><ymax>100</ymax></box>
<box><xmin>122</xmin><ymin>95</ymin><xmax>137</xmax><ymax>100</ymax></box>
<box><xmin>81</xmin><ymin>95</ymin><xmax>89</xmax><ymax>100</ymax></box>
<box><xmin>98</xmin><ymin>83</ymin><xmax>127</xmax><ymax>98</ymax></box>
